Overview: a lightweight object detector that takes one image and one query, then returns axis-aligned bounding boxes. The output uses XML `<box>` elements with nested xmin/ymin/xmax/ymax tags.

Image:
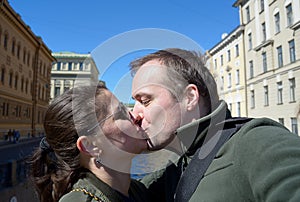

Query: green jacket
<box><xmin>59</xmin><ymin>171</ymin><xmax>150</xmax><ymax>202</ymax></box>
<box><xmin>141</xmin><ymin>101</ymin><xmax>300</xmax><ymax>202</ymax></box>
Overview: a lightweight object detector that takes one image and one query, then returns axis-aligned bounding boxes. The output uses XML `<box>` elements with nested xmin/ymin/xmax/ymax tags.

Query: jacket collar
<box><xmin>175</xmin><ymin>100</ymin><xmax>231</xmax><ymax>156</ymax></box>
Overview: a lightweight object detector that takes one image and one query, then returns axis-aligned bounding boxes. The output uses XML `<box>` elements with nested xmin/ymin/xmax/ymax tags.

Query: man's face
<box><xmin>131</xmin><ymin>60</ymin><xmax>185</xmax><ymax>150</ymax></box>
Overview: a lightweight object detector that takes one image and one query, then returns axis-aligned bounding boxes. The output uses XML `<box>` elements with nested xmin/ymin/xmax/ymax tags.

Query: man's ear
<box><xmin>77</xmin><ymin>136</ymin><xmax>99</xmax><ymax>156</ymax></box>
<box><xmin>184</xmin><ymin>84</ymin><xmax>199</xmax><ymax>111</ymax></box>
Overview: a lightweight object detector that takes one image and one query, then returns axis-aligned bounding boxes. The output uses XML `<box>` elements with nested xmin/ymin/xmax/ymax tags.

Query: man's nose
<box><xmin>132</xmin><ymin>103</ymin><xmax>144</xmax><ymax>126</ymax></box>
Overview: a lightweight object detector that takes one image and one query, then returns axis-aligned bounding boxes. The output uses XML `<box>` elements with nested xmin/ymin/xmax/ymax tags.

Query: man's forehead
<box><xmin>132</xmin><ymin>65</ymin><xmax>173</xmax><ymax>93</ymax></box>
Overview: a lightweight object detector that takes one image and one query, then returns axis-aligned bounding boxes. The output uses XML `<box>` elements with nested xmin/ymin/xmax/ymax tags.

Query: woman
<box><xmin>29</xmin><ymin>84</ymin><xmax>149</xmax><ymax>202</ymax></box>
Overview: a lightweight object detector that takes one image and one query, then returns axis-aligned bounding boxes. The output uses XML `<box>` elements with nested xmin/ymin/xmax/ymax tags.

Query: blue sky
<box><xmin>9</xmin><ymin>0</ymin><xmax>240</xmax><ymax>103</ymax></box>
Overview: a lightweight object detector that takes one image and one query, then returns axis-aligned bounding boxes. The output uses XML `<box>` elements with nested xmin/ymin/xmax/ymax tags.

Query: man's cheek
<box><xmin>148</xmin><ymin>105</ymin><xmax>167</xmax><ymax>135</ymax></box>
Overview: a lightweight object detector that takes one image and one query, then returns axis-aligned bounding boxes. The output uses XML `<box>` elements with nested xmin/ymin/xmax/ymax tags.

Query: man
<box><xmin>130</xmin><ymin>48</ymin><xmax>300</xmax><ymax>201</ymax></box>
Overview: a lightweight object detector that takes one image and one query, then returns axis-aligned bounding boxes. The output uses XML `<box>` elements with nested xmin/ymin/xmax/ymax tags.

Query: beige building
<box><xmin>50</xmin><ymin>52</ymin><xmax>99</xmax><ymax>101</ymax></box>
<box><xmin>207</xmin><ymin>0</ymin><xmax>299</xmax><ymax>135</ymax></box>
<box><xmin>233</xmin><ymin>0</ymin><xmax>300</xmax><ymax>135</ymax></box>
<box><xmin>207</xmin><ymin>26</ymin><xmax>248</xmax><ymax>117</ymax></box>
<box><xmin>0</xmin><ymin>0</ymin><xmax>54</xmax><ymax>137</ymax></box>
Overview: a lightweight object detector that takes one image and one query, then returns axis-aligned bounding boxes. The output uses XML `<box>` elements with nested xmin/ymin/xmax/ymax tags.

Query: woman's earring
<box><xmin>96</xmin><ymin>152</ymin><xmax>101</xmax><ymax>164</ymax></box>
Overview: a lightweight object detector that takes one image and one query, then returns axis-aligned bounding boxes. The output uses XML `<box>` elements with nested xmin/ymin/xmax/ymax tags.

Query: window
<box><xmin>4</xmin><ymin>33</ymin><xmax>8</xmax><ymax>50</ymax></box>
<box><xmin>286</xmin><ymin>4</ymin><xmax>293</xmax><ymax>27</ymax></box>
<box><xmin>9</xmin><ymin>72</ymin><xmax>13</xmax><ymax>87</ymax></box>
<box><xmin>11</xmin><ymin>38</ymin><xmax>15</xmax><ymax>55</ymax></box>
<box><xmin>262</xmin><ymin>22</ymin><xmax>266</xmax><ymax>41</ymax></box>
<box><xmin>264</xmin><ymin>86</ymin><xmax>269</xmax><ymax>106</ymax></box>
<box><xmin>27</xmin><ymin>52</ymin><xmax>30</xmax><ymax>66</ymax></box>
<box><xmin>17</xmin><ymin>44</ymin><xmax>20</xmax><ymax>59</ymax></box>
<box><xmin>235</xmin><ymin>44</ymin><xmax>239</xmax><ymax>57</ymax></box>
<box><xmin>25</xmin><ymin>80</ymin><xmax>28</xmax><ymax>94</ymax></box>
<box><xmin>262</xmin><ymin>52</ymin><xmax>267</xmax><ymax>72</ymax></box>
<box><xmin>249</xmin><ymin>60</ymin><xmax>254</xmax><ymax>78</ymax></box>
<box><xmin>220</xmin><ymin>55</ymin><xmax>224</xmax><ymax>66</ymax></box>
<box><xmin>21</xmin><ymin>77</ymin><xmax>24</xmax><ymax>92</ymax></box>
<box><xmin>32</xmin><ymin>56</ymin><xmax>35</xmax><ymax>69</ymax></box>
<box><xmin>0</xmin><ymin>68</ymin><xmax>5</xmax><ymax>84</ymax></box>
<box><xmin>246</xmin><ymin>6</ymin><xmax>250</xmax><ymax>23</ymax></box>
<box><xmin>38</xmin><ymin>84</ymin><xmax>41</xmax><ymax>99</ymax></box>
<box><xmin>54</xmin><ymin>80</ymin><xmax>61</xmax><ymax>97</ymax></box>
<box><xmin>214</xmin><ymin>59</ymin><xmax>217</xmax><ymax>69</ymax></box>
<box><xmin>289</xmin><ymin>39</ymin><xmax>296</xmax><ymax>63</ymax></box>
<box><xmin>289</xmin><ymin>78</ymin><xmax>296</xmax><ymax>102</ymax></box>
<box><xmin>236</xmin><ymin>69</ymin><xmax>240</xmax><ymax>85</ymax></box>
<box><xmin>23</xmin><ymin>48</ymin><xmax>26</xmax><ymax>64</ymax></box>
<box><xmin>248</xmin><ymin>33</ymin><xmax>252</xmax><ymax>50</ymax></box>
<box><xmin>228</xmin><ymin>73</ymin><xmax>232</xmax><ymax>88</ymax></box>
<box><xmin>278</xmin><ymin>118</ymin><xmax>284</xmax><ymax>125</ymax></box>
<box><xmin>227</xmin><ymin>50</ymin><xmax>231</xmax><ymax>62</ymax></box>
<box><xmin>220</xmin><ymin>76</ymin><xmax>224</xmax><ymax>90</ymax></box>
<box><xmin>56</xmin><ymin>62</ymin><xmax>61</xmax><ymax>71</ymax></box>
<box><xmin>291</xmin><ymin>118</ymin><xmax>298</xmax><ymax>135</ymax></box>
<box><xmin>64</xmin><ymin>80</ymin><xmax>71</xmax><ymax>92</ymax></box>
<box><xmin>277</xmin><ymin>46</ymin><xmax>283</xmax><ymax>68</ymax></box>
<box><xmin>237</xmin><ymin>102</ymin><xmax>241</xmax><ymax>117</ymax></box>
<box><xmin>1</xmin><ymin>102</ymin><xmax>9</xmax><ymax>117</ymax></box>
<box><xmin>277</xmin><ymin>81</ymin><xmax>283</xmax><ymax>104</ymax></box>
<box><xmin>274</xmin><ymin>12</ymin><xmax>280</xmax><ymax>33</ymax></box>
<box><xmin>250</xmin><ymin>90</ymin><xmax>255</xmax><ymax>108</ymax></box>
<box><xmin>260</xmin><ymin>0</ymin><xmax>264</xmax><ymax>12</ymax></box>
<box><xmin>68</xmin><ymin>62</ymin><xmax>72</xmax><ymax>71</ymax></box>
<box><xmin>79</xmin><ymin>62</ymin><xmax>83</xmax><ymax>71</ymax></box>
<box><xmin>15</xmin><ymin>75</ymin><xmax>19</xmax><ymax>89</ymax></box>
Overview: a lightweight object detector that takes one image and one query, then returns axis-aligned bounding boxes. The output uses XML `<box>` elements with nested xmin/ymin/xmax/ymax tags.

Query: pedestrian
<box><xmin>12</xmin><ymin>129</ymin><xmax>16</xmax><ymax>143</ymax></box>
<box><xmin>130</xmin><ymin>48</ymin><xmax>300</xmax><ymax>201</ymax></box>
<box><xmin>29</xmin><ymin>84</ymin><xmax>149</xmax><ymax>202</ymax></box>
<box><xmin>8</xmin><ymin>129</ymin><xmax>12</xmax><ymax>142</ymax></box>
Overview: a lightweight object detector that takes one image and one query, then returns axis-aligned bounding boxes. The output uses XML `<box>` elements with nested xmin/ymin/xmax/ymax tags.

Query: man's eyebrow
<box><xmin>132</xmin><ymin>92</ymin><xmax>144</xmax><ymax>100</ymax></box>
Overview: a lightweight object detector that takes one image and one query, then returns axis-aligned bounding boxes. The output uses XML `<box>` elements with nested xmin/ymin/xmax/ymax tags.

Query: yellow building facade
<box><xmin>0</xmin><ymin>0</ymin><xmax>54</xmax><ymax>137</ymax></box>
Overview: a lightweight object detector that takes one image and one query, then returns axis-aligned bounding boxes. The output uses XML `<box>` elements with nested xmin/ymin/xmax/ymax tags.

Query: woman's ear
<box><xmin>184</xmin><ymin>84</ymin><xmax>199</xmax><ymax>111</ymax></box>
<box><xmin>77</xmin><ymin>136</ymin><xmax>99</xmax><ymax>156</ymax></box>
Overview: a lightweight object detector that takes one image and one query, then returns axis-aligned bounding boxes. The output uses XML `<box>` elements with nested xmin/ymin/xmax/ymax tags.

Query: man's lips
<box><xmin>134</xmin><ymin>117</ymin><xmax>143</xmax><ymax>127</ymax></box>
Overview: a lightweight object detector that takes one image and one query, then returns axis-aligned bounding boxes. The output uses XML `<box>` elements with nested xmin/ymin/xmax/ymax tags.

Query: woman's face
<box><xmin>100</xmin><ymin>92</ymin><xmax>148</xmax><ymax>154</ymax></box>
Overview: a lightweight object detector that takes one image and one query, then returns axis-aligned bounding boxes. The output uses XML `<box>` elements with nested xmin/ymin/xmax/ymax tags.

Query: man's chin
<box><xmin>146</xmin><ymin>138</ymin><xmax>174</xmax><ymax>151</ymax></box>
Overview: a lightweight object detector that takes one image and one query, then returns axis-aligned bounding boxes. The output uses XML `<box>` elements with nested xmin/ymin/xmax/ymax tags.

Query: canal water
<box><xmin>130</xmin><ymin>149</ymin><xmax>180</xmax><ymax>179</ymax></box>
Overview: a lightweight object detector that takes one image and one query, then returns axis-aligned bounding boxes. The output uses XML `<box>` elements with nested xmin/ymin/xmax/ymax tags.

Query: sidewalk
<box><xmin>0</xmin><ymin>135</ymin><xmax>42</xmax><ymax>147</ymax></box>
